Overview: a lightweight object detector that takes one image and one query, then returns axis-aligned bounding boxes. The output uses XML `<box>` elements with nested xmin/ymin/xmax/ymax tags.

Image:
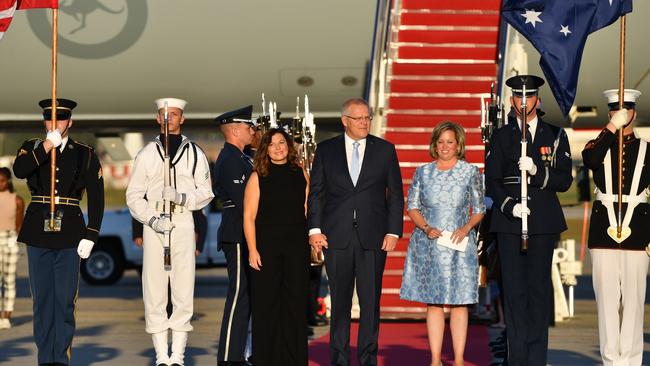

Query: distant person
<box><xmin>12</xmin><ymin>98</ymin><xmax>104</xmax><ymax>365</ymax></box>
<box><xmin>307</xmin><ymin>98</ymin><xmax>403</xmax><ymax>366</ymax></box>
<box><xmin>0</xmin><ymin>167</ymin><xmax>24</xmax><ymax>330</ymax></box>
<box><xmin>244</xmin><ymin>128</ymin><xmax>310</xmax><ymax>365</ymax></box>
<box><xmin>126</xmin><ymin>98</ymin><xmax>214</xmax><ymax>366</ymax></box>
<box><xmin>582</xmin><ymin>89</ymin><xmax>649</xmax><ymax>366</ymax></box>
<box><xmin>400</xmin><ymin>121</ymin><xmax>485</xmax><ymax>366</ymax></box>
<box><xmin>485</xmin><ymin>75</ymin><xmax>572</xmax><ymax>366</ymax></box>
<box><xmin>212</xmin><ymin>105</ymin><xmax>256</xmax><ymax>366</ymax></box>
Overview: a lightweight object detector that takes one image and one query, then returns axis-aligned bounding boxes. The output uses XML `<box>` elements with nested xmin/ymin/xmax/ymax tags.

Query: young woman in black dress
<box><xmin>243</xmin><ymin>128</ymin><xmax>310</xmax><ymax>366</ymax></box>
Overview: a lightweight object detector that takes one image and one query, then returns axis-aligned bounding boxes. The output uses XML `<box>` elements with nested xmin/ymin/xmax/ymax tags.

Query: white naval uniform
<box><xmin>126</xmin><ymin>135</ymin><xmax>214</xmax><ymax>334</ymax></box>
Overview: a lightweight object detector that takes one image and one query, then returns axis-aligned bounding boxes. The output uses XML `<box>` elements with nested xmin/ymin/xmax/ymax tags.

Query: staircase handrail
<box><xmin>365</xmin><ymin>0</ymin><xmax>398</xmax><ymax>137</ymax></box>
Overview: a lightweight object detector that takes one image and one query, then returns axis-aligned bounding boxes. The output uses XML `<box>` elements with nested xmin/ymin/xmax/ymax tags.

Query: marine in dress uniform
<box><xmin>126</xmin><ymin>98</ymin><xmax>214</xmax><ymax>366</ymax></box>
<box><xmin>12</xmin><ymin>98</ymin><xmax>104</xmax><ymax>366</ymax></box>
<box><xmin>485</xmin><ymin>76</ymin><xmax>572</xmax><ymax>366</ymax></box>
<box><xmin>212</xmin><ymin>105</ymin><xmax>256</xmax><ymax>366</ymax></box>
<box><xmin>582</xmin><ymin>89</ymin><xmax>648</xmax><ymax>366</ymax></box>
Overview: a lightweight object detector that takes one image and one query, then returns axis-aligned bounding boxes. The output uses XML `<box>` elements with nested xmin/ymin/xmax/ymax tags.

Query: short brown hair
<box><xmin>429</xmin><ymin>121</ymin><xmax>466</xmax><ymax>159</ymax></box>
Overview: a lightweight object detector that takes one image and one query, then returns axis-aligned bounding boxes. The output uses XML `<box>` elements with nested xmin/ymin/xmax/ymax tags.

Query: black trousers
<box><xmin>27</xmin><ymin>246</ymin><xmax>80</xmax><ymax>366</ymax></box>
<box><xmin>250</xmin><ymin>241</ymin><xmax>309</xmax><ymax>366</ymax></box>
<box><xmin>497</xmin><ymin>233</ymin><xmax>556</xmax><ymax>366</ymax></box>
<box><xmin>218</xmin><ymin>242</ymin><xmax>251</xmax><ymax>362</ymax></box>
<box><xmin>325</xmin><ymin>232</ymin><xmax>386</xmax><ymax>366</ymax></box>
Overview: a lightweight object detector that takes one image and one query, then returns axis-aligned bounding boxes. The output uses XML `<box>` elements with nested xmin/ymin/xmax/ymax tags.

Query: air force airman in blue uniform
<box><xmin>485</xmin><ymin>76</ymin><xmax>572</xmax><ymax>366</ymax></box>
<box><xmin>13</xmin><ymin>98</ymin><xmax>104</xmax><ymax>366</ymax></box>
<box><xmin>213</xmin><ymin>105</ymin><xmax>256</xmax><ymax>366</ymax></box>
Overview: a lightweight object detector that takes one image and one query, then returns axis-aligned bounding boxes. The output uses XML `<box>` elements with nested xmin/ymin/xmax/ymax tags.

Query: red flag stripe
<box><xmin>0</xmin><ymin>17</ymin><xmax>13</xmax><ymax>32</ymax></box>
<box><xmin>0</xmin><ymin>0</ymin><xmax>16</xmax><ymax>10</ymax></box>
<box><xmin>17</xmin><ymin>0</ymin><xmax>57</xmax><ymax>9</ymax></box>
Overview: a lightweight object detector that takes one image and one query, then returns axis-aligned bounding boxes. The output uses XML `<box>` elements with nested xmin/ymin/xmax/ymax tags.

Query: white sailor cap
<box><xmin>155</xmin><ymin>97</ymin><xmax>187</xmax><ymax>110</ymax></box>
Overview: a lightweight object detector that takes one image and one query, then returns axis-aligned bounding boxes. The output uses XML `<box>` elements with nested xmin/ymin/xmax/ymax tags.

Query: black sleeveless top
<box><xmin>257</xmin><ymin>162</ymin><xmax>306</xmax><ymax>226</ymax></box>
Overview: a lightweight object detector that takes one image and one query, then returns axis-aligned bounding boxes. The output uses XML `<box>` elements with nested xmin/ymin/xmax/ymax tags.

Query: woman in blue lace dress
<box><xmin>400</xmin><ymin>121</ymin><xmax>485</xmax><ymax>366</ymax></box>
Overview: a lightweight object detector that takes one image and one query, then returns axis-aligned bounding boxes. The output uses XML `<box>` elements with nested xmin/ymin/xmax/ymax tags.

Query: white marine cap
<box><xmin>602</xmin><ymin>89</ymin><xmax>641</xmax><ymax>107</ymax></box>
<box><xmin>155</xmin><ymin>97</ymin><xmax>187</xmax><ymax>110</ymax></box>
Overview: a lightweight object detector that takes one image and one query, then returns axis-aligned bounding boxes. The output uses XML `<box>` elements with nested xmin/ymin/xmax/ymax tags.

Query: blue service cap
<box><xmin>215</xmin><ymin>105</ymin><xmax>255</xmax><ymax>127</ymax></box>
<box><xmin>506</xmin><ymin>75</ymin><xmax>545</xmax><ymax>96</ymax></box>
<box><xmin>39</xmin><ymin>98</ymin><xmax>77</xmax><ymax>120</ymax></box>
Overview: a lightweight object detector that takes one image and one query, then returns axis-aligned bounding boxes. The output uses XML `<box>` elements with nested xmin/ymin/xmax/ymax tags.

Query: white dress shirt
<box><xmin>517</xmin><ymin>116</ymin><xmax>538</xmax><ymax>143</ymax></box>
<box><xmin>344</xmin><ymin>132</ymin><xmax>366</xmax><ymax>179</ymax></box>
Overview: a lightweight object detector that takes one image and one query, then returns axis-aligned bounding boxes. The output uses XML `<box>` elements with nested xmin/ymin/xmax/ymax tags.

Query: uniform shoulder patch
<box><xmin>18</xmin><ymin>149</ymin><xmax>28</xmax><ymax>156</ymax></box>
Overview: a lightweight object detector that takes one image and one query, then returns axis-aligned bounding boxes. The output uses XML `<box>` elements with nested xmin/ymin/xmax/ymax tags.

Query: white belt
<box><xmin>596</xmin><ymin>191</ymin><xmax>649</xmax><ymax>204</ymax></box>
<box><xmin>153</xmin><ymin>201</ymin><xmax>187</xmax><ymax>214</ymax></box>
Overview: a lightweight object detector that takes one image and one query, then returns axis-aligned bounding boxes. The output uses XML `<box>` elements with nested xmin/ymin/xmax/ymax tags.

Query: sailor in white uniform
<box><xmin>126</xmin><ymin>98</ymin><xmax>214</xmax><ymax>366</ymax></box>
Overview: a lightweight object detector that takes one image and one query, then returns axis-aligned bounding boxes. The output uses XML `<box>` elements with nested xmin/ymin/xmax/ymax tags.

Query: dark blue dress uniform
<box><xmin>12</xmin><ymin>98</ymin><xmax>104</xmax><ymax>366</ymax></box>
<box><xmin>213</xmin><ymin>106</ymin><xmax>255</xmax><ymax>365</ymax></box>
<box><xmin>485</xmin><ymin>76</ymin><xmax>572</xmax><ymax>366</ymax></box>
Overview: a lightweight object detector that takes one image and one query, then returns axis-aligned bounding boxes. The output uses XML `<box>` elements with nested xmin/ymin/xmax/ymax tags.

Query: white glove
<box><xmin>77</xmin><ymin>239</ymin><xmax>95</xmax><ymax>259</ymax></box>
<box><xmin>162</xmin><ymin>186</ymin><xmax>183</xmax><ymax>205</ymax></box>
<box><xmin>152</xmin><ymin>217</ymin><xmax>175</xmax><ymax>233</ymax></box>
<box><xmin>512</xmin><ymin>203</ymin><xmax>531</xmax><ymax>218</ymax></box>
<box><xmin>610</xmin><ymin>109</ymin><xmax>629</xmax><ymax>130</ymax></box>
<box><xmin>46</xmin><ymin>129</ymin><xmax>63</xmax><ymax>148</ymax></box>
<box><xmin>518</xmin><ymin>156</ymin><xmax>537</xmax><ymax>176</ymax></box>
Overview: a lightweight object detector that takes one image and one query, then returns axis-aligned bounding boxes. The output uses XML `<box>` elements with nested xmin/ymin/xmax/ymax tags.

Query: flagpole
<box><xmin>616</xmin><ymin>15</ymin><xmax>626</xmax><ymax>239</ymax></box>
<box><xmin>48</xmin><ymin>7</ymin><xmax>58</xmax><ymax>229</ymax></box>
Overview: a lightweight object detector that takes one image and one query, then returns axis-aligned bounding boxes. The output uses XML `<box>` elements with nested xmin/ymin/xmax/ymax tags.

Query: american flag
<box><xmin>0</xmin><ymin>0</ymin><xmax>58</xmax><ymax>41</ymax></box>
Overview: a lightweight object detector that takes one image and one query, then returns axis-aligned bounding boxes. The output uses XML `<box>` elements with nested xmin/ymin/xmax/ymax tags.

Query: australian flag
<box><xmin>502</xmin><ymin>0</ymin><xmax>633</xmax><ymax>117</ymax></box>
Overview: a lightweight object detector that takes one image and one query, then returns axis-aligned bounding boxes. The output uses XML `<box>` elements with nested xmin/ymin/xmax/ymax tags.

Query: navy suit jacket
<box><xmin>307</xmin><ymin>134</ymin><xmax>404</xmax><ymax>249</ymax></box>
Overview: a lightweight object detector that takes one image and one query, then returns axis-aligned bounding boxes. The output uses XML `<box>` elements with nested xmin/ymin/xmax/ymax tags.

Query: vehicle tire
<box><xmin>80</xmin><ymin>239</ymin><xmax>125</xmax><ymax>285</ymax></box>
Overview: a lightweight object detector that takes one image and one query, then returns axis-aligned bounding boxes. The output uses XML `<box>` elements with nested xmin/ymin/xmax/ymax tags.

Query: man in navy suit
<box><xmin>307</xmin><ymin>98</ymin><xmax>403</xmax><ymax>366</ymax></box>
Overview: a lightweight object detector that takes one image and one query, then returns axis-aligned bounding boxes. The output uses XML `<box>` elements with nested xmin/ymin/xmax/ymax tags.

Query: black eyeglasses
<box><xmin>345</xmin><ymin>115</ymin><xmax>373</xmax><ymax>122</ymax></box>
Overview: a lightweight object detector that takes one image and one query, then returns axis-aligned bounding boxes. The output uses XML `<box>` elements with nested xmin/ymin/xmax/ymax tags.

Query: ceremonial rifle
<box><xmin>162</xmin><ymin>102</ymin><xmax>172</xmax><ymax>271</ymax></box>
<box><xmin>520</xmin><ymin>84</ymin><xmax>529</xmax><ymax>252</ymax></box>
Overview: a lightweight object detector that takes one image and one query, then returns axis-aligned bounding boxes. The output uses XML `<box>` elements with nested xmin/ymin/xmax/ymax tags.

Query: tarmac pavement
<box><xmin>2</xmin><ymin>243</ymin><xmax>650</xmax><ymax>365</ymax></box>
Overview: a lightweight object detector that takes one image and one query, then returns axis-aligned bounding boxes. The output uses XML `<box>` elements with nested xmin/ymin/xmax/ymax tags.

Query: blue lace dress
<box><xmin>400</xmin><ymin>160</ymin><xmax>485</xmax><ymax>305</ymax></box>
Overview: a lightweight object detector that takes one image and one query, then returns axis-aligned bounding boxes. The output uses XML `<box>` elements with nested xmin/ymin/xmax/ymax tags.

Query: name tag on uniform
<box><xmin>437</xmin><ymin>231</ymin><xmax>468</xmax><ymax>252</ymax></box>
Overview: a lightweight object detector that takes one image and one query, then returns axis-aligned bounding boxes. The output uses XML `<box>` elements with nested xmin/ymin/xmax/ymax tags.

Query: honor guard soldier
<box><xmin>582</xmin><ymin>89</ymin><xmax>648</xmax><ymax>366</ymax></box>
<box><xmin>212</xmin><ymin>105</ymin><xmax>256</xmax><ymax>366</ymax></box>
<box><xmin>485</xmin><ymin>76</ymin><xmax>572</xmax><ymax>366</ymax></box>
<box><xmin>12</xmin><ymin>98</ymin><xmax>104</xmax><ymax>366</ymax></box>
<box><xmin>126</xmin><ymin>98</ymin><xmax>214</xmax><ymax>366</ymax></box>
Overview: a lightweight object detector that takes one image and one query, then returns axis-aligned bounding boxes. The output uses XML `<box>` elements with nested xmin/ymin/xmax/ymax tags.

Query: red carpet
<box><xmin>308</xmin><ymin>322</ymin><xmax>491</xmax><ymax>366</ymax></box>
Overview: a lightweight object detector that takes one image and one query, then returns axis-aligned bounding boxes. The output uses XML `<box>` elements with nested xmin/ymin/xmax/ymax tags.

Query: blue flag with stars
<box><xmin>502</xmin><ymin>0</ymin><xmax>633</xmax><ymax>116</ymax></box>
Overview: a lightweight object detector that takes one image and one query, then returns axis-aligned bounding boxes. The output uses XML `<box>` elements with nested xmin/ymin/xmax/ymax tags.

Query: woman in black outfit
<box><xmin>243</xmin><ymin>128</ymin><xmax>310</xmax><ymax>366</ymax></box>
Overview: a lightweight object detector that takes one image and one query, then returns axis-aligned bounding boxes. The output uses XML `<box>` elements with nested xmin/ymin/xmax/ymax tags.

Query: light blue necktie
<box><xmin>351</xmin><ymin>141</ymin><xmax>360</xmax><ymax>186</ymax></box>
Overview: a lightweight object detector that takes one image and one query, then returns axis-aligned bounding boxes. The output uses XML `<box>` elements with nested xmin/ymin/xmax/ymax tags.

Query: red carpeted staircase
<box><xmin>379</xmin><ymin>0</ymin><xmax>502</xmax><ymax>318</ymax></box>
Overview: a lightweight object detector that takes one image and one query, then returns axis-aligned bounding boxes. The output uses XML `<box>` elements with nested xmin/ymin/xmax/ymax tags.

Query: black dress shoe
<box><xmin>308</xmin><ymin>314</ymin><xmax>329</xmax><ymax>326</ymax></box>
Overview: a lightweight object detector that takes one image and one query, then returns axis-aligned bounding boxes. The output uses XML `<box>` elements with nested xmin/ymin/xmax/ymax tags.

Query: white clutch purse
<box><xmin>436</xmin><ymin>230</ymin><xmax>468</xmax><ymax>252</ymax></box>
